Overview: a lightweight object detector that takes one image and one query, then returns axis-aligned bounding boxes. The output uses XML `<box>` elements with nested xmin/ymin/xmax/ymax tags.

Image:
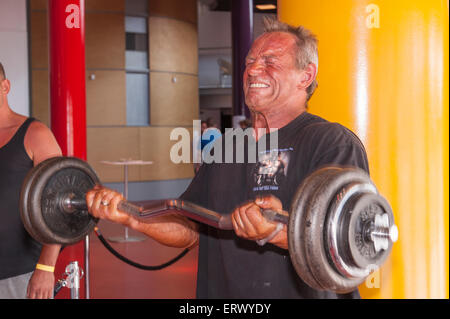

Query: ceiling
<box><xmin>205</xmin><ymin>0</ymin><xmax>277</xmax><ymax>14</ymax></box>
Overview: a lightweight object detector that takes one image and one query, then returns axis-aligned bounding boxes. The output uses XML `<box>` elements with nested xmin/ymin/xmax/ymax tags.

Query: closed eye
<box><xmin>264</xmin><ymin>55</ymin><xmax>277</xmax><ymax>64</ymax></box>
<box><xmin>245</xmin><ymin>58</ymin><xmax>255</xmax><ymax>66</ymax></box>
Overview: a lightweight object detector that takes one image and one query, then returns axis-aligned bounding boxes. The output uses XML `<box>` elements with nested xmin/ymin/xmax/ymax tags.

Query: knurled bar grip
<box><xmin>72</xmin><ymin>197</ymin><xmax>288</xmax><ymax>230</ymax></box>
<box><xmin>133</xmin><ymin>199</ymin><xmax>231</xmax><ymax>229</ymax></box>
<box><xmin>135</xmin><ymin>199</ymin><xmax>289</xmax><ymax>230</ymax></box>
<box><xmin>117</xmin><ymin>201</ymin><xmax>143</xmax><ymax>216</ymax></box>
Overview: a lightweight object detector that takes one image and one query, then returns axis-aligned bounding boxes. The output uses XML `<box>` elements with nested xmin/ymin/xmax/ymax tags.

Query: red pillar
<box><xmin>48</xmin><ymin>0</ymin><xmax>87</xmax><ymax>299</ymax></box>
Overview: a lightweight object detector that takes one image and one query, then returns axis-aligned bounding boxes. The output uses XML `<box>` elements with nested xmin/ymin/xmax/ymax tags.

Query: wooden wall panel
<box><xmin>29</xmin><ymin>0</ymin><xmax>47</xmax><ymax>11</ymax></box>
<box><xmin>86</xmin><ymin>0</ymin><xmax>124</xmax><ymax>12</ymax></box>
<box><xmin>31</xmin><ymin>69</ymin><xmax>49</xmax><ymax>126</ymax></box>
<box><xmin>87</xmin><ymin>127</ymin><xmax>140</xmax><ymax>183</ymax></box>
<box><xmin>149</xmin><ymin>0</ymin><xmax>197</xmax><ymax>25</ymax></box>
<box><xmin>29</xmin><ymin>11</ymin><xmax>48</xmax><ymax>69</ymax></box>
<box><xmin>85</xmin><ymin>13</ymin><xmax>125</xmax><ymax>69</ymax></box>
<box><xmin>86</xmin><ymin>70</ymin><xmax>126</xmax><ymax>126</ymax></box>
<box><xmin>150</xmin><ymin>72</ymin><xmax>198</xmax><ymax>126</ymax></box>
<box><xmin>149</xmin><ymin>17</ymin><xmax>198</xmax><ymax>74</ymax></box>
<box><xmin>139</xmin><ymin>127</ymin><xmax>194</xmax><ymax>181</ymax></box>
<box><xmin>28</xmin><ymin>0</ymin><xmax>199</xmax><ymax>184</ymax></box>
<box><xmin>30</xmin><ymin>0</ymin><xmax>125</xmax><ymax>14</ymax></box>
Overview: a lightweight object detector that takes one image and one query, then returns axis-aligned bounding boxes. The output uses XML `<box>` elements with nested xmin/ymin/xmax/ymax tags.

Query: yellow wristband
<box><xmin>36</xmin><ymin>263</ymin><xmax>55</xmax><ymax>273</ymax></box>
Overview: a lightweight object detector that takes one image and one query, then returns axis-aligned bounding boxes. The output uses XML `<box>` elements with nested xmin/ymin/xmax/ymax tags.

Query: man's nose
<box><xmin>246</xmin><ymin>60</ymin><xmax>265</xmax><ymax>76</ymax></box>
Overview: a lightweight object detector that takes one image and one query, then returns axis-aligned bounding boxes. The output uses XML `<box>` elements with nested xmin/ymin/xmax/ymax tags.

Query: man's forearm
<box><xmin>269</xmin><ymin>225</ymin><xmax>288</xmax><ymax>250</ymax></box>
<box><xmin>127</xmin><ymin>213</ymin><xmax>199</xmax><ymax>249</ymax></box>
<box><xmin>37</xmin><ymin>244</ymin><xmax>61</xmax><ymax>267</ymax></box>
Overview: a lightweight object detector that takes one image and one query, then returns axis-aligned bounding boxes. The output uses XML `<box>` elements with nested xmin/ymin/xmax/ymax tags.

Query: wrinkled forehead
<box><xmin>247</xmin><ymin>32</ymin><xmax>297</xmax><ymax>58</ymax></box>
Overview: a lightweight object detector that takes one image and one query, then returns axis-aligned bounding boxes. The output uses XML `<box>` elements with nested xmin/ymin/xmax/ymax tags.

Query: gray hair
<box><xmin>262</xmin><ymin>17</ymin><xmax>318</xmax><ymax>101</ymax></box>
<box><xmin>0</xmin><ymin>62</ymin><xmax>5</xmax><ymax>80</ymax></box>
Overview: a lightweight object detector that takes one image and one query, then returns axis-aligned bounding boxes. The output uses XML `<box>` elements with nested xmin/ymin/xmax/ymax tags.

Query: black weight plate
<box><xmin>24</xmin><ymin>157</ymin><xmax>81</xmax><ymax>244</ymax></box>
<box><xmin>28</xmin><ymin>157</ymin><xmax>99</xmax><ymax>244</ymax></box>
<box><xmin>304</xmin><ymin>167</ymin><xmax>373</xmax><ymax>293</ymax></box>
<box><xmin>20</xmin><ymin>157</ymin><xmax>63</xmax><ymax>244</ymax></box>
<box><xmin>288</xmin><ymin>166</ymin><xmax>343</xmax><ymax>291</ymax></box>
<box><xmin>27</xmin><ymin>157</ymin><xmax>100</xmax><ymax>245</ymax></box>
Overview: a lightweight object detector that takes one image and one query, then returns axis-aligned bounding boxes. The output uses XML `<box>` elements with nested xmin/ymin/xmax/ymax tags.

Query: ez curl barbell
<box><xmin>20</xmin><ymin>157</ymin><xmax>398</xmax><ymax>293</ymax></box>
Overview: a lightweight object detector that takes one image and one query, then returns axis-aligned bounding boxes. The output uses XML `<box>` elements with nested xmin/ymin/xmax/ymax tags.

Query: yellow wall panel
<box><xmin>279</xmin><ymin>0</ymin><xmax>449</xmax><ymax>299</ymax></box>
<box><xmin>149</xmin><ymin>0</ymin><xmax>197</xmax><ymax>25</ymax></box>
<box><xmin>29</xmin><ymin>11</ymin><xmax>48</xmax><ymax>69</ymax></box>
<box><xmin>86</xmin><ymin>13</ymin><xmax>125</xmax><ymax>69</ymax></box>
<box><xmin>150</xmin><ymin>72</ymin><xmax>198</xmax><ymax>126</ymax></box>
<box><xmin>31</xmin><ymin>69</ymin><xmax>49</xmax><ymax>127</ymax></box>
<box><xmin>149</xmin><ymin>17</ymin><xmax>198</xmax><ymax>74</ymax></box>
<box><xmin>139</xmin><ymin>127</ymin><xmax>194</xmax><ymax>181</ymax></box>
<box><xmin>87</xmin><ymin>127</ymin><xmax>140</xmax><ymax>183</ymax></box>
<box><xmin>86</xmin><ymin>70</ymin><xmax>126</xmax><ymax>126</ymax></box>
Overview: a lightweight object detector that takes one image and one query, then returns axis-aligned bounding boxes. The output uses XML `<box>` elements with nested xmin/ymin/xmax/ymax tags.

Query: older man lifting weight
<box><xmin>86</xmin><ymin>18</ymin><xmax>369</xmax><ymax>299</ymax></box>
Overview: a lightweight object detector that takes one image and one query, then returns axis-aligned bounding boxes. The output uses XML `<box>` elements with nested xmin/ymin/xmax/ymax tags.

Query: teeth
<box><xmin>250</xmin><ymin>83</ymin><xmax>269</xmax><ymax>88</ymax></box>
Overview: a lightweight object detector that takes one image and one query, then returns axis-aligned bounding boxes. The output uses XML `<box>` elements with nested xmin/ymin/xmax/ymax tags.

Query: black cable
<box><xmin>94</xmin><ymin>227</ymin><xmax>190</xmax><ymax>271</ymax></box>
<box><xmin>53</xmin><ymin>279</ymin><xmax>65</xmax><ymax>297</ymax></box>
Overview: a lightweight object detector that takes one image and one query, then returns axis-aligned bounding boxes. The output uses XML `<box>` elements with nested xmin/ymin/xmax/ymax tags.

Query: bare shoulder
<box><xmin>26</xmin><ymin>120</ymin><xmax>55</xmax><ymax>143</ymax></box>
<box><xmin>28</xmin><ymin>119</ymin><xmax>51</xmax><ymax>132</ymax></box>
<box><xmin>25</xmin><ymin>120</ymin><xmax>62</xmax><ymax>165</ymax></box>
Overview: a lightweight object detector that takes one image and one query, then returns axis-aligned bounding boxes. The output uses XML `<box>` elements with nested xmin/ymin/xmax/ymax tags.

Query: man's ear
<box><xmin>0</xmin><ymin>79</ymin><xmax>11</xmax><ymax>94</ymax></box>
<box><xmin>297</xmin><ymin>63</ymin><xmax>317</xmax><ymax>90</ymax></box>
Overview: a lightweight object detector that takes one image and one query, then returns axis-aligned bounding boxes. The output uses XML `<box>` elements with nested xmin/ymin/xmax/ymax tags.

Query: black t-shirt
<box><xmin>180</xmin><ymin>112</ymin><xmax>369</xmax><ymax>298</ymax></box>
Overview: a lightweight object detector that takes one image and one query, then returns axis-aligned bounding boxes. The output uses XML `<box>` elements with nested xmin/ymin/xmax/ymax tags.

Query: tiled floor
<box><xmin>88</xmin><ymin>220</ymin><xmax>198</xmax><ymax>299</ymax></box>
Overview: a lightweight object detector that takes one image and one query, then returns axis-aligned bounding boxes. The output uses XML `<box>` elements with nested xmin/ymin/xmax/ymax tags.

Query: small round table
<box><xmin>100</xmin><ymin>159</ymin><xmax>153</xmax><ymax>243</ymax></box>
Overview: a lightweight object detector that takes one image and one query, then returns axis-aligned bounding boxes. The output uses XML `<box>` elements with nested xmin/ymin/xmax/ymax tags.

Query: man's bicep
<box><xmin>25</xmin><ymin>121</ymin><xmax>62</xmax><ymax>166</ymax></box>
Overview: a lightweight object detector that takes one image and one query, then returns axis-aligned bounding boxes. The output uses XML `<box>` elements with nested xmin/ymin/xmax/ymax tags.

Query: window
<box><xmin>125</xmin><ymin>0</ymin><xmax>149</xmax><ymax>126</ymax></box>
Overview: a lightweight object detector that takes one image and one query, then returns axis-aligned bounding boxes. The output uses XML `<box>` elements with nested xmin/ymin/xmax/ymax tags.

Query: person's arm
<box><xmin>86</xmin><ymin>186</ymin><xmax>199</xmax><ymax>249</ymax></box>
<box><xmin>131</xmin><ymin>214</ymin><xmax>200</xmax><ymax>248</ymax></box>
<box><xmin>25</xmin><ymin>121</ymin><xmax>62</xmax><ymax>165</ymax></box>
<box><xmin>230</xmin><ymin>194</ymin><xmax>288</xmax><ymax>250</ymax></box>
<box><xmin>87</xmin><ymin>152</ymin><xmax>212</xmax><ymax>249</ymax></box>
<box><xmin>26</xmin><ymin>245</ymin><xmax>61</xmax><ymax>299</ymax></box>
<box><xmin>24</xmin><ymin>120</ymin><xmax>62</xmax><ymax>299</ymax></box>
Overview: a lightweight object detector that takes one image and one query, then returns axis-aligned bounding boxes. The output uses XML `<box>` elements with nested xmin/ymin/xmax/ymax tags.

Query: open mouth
<box><xmin>249</xmin><ymin>82</ymin><xmax>270</xmax><ymax>88</ymax></box>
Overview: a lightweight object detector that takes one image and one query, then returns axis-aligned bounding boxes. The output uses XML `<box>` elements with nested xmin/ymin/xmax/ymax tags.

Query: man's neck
<box><xmin>0</xmin><ymin>103</ymin><xmax>21</xmax><ymax>128</ymax></box>
<box><xmin>251</xmin><ymin>105</ymin><xmax>306</xmax><ymax>139</ymax></box>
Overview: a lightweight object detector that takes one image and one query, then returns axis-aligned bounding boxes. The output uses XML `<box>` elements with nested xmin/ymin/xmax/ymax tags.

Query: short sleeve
<box><xmin>306</xmin><ymin>123</ymin><xmax>370</xmax><ymax>175</ymax></box>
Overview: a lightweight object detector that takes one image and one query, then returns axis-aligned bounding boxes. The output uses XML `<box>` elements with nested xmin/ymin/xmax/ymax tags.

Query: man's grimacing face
<box><xmin>243</xmin><ymin>32</ymin><xmax>304</xmax><ymax>114</ymax></box>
